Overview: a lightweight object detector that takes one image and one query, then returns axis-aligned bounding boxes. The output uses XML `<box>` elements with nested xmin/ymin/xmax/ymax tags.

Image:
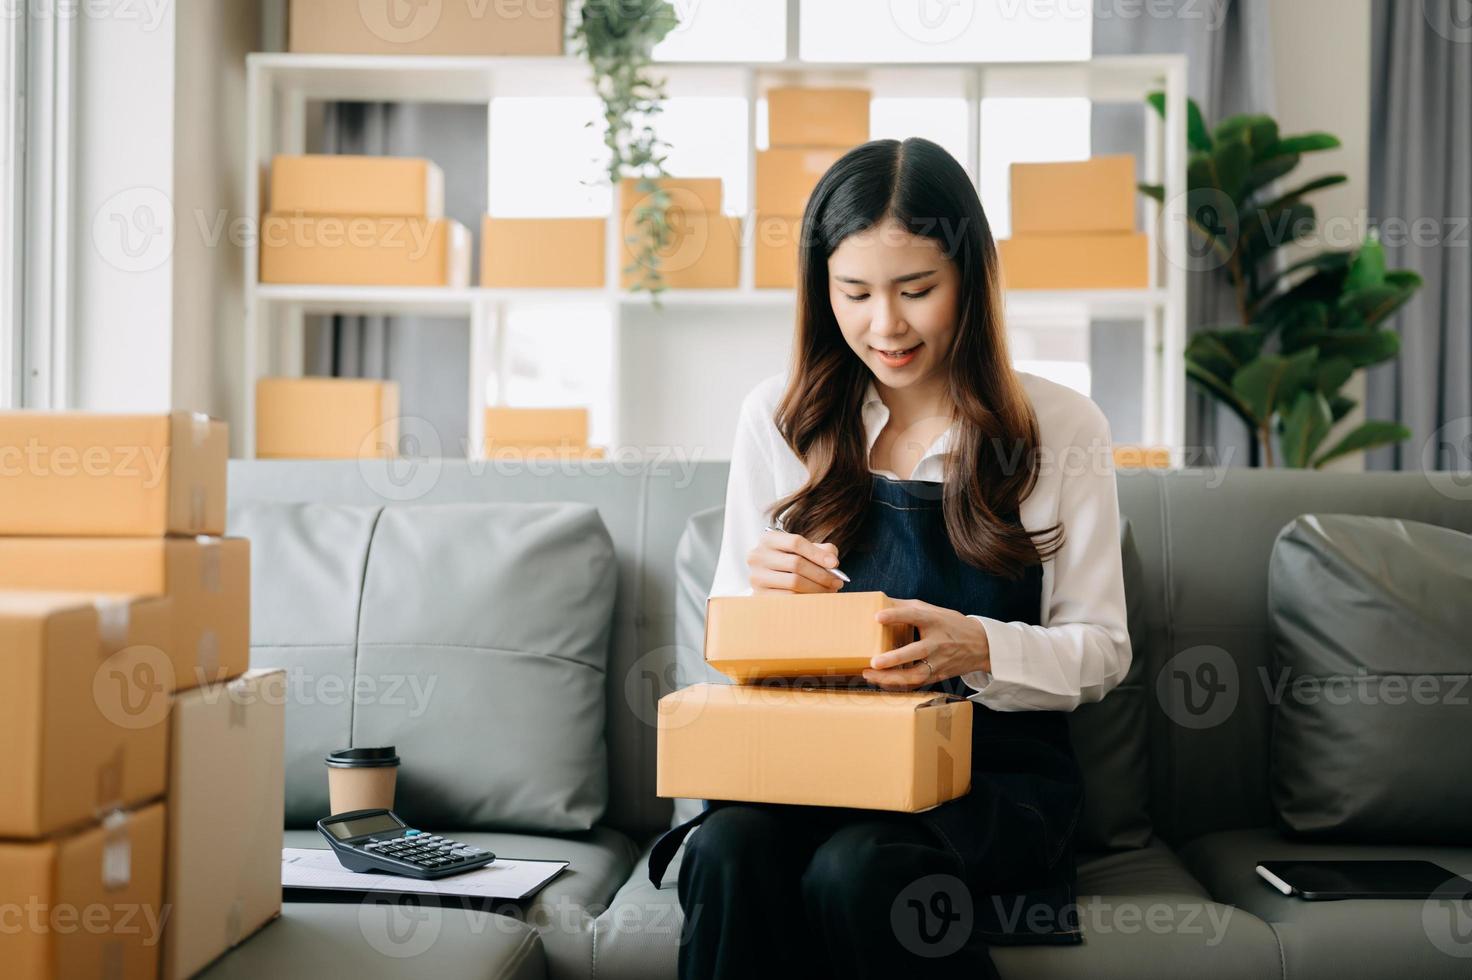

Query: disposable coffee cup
<box><xmin>325</xmin><ymin>746</ymin><xmax>400</xmax><ymax>814</ymax></box>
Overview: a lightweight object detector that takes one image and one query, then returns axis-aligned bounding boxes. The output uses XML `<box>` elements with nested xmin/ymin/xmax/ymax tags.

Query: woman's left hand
<box><xmin>863</xmin><ymin>599</ymin><xmax>991</xmax><ymax>690</ymax></box>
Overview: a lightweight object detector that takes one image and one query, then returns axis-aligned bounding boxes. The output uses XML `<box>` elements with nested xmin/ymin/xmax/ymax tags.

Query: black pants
<box><xmin>675</xmin><ymin>802</ymin><xmax>1002</xmax><ymax>980</ymax></box>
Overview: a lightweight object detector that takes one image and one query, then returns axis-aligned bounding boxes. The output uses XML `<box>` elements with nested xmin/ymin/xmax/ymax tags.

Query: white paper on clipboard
<box><xmin>282</xmin><ymin>847</ymin><xmax>569</xmax><ymax>901</ymax></box>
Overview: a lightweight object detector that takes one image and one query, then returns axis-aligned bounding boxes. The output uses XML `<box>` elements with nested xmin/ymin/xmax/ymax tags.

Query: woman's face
<box><xmin>827</xmin><ymin>216</ymin><xmax>960</xmax><ymax>393</ymax></box>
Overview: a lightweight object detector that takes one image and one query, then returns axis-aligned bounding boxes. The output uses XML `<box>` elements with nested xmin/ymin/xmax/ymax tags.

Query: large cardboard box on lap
<box><xmin>704</xmin><ymin>591</ymin><xmax>917</xmax><ymax>681</ymax></box>
<box><xmin>0</xmin><ymin>802</ymin><xmax>166</xmax><ymax>980</ymax></box>
<box><xmin>0</xmin><ymin>537</ymin><xmax>250</xmax><ymax>692</ymax></box>
<box><xmin>0</xmin><ymin>411</ymin><xmax>227</xmax><ymax>536</ymax></box>
<box><xmin>657</xmin><ymin>683</ymin><xmax>972</xmax><ymax>811</ymax></box>
<box><xmin>0</xmin><ymin>593</ymin><xmax>171</xmax><ymax>838</ymax></box>
<box><xmin>163</xmin><ymin>670</ymin><xmax>286</xmax><ymax>980</ymax></box>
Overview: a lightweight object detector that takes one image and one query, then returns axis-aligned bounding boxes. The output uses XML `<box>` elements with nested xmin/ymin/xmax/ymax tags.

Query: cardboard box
<box><xmin>657</xmin><ymin>683</ymin><xmax>972</xmax><ymax>811</ymax></box>
<box><xmin>618</xmin><ymin>177</ymin><xmax>723</xmax><ymax>216</ymax></box>
<box><xmin>704</xmin><ymin>591</ymin><xmax>917</xmax><ymax>681</ymax></box>
<box><xmin>484</xmin><ymin>407</ymin><xmax>587</xmax><ymax>446</ymax></box>
<box><xmin>1010</xmin><ymin>155</ymin><xmax>1137</xmax><ymax>234</ymax></box>
<box><xmin>997</xmin><ymin>233</ymin><xmax>1149</xmax><ymax>290</ymax></box>
<box><xmin>767</xmin><ymin>87</ymin><xmax>870</xmax><ymax>147</ymax></box>
<box><xmin>0</xmin><ymin>411</ymin><xmax>227</xmax><ymax>536</ymax></box>
<box><xmin>0</xmin><ymin>802</ymin><xmax>165</xmax><ymax>979</ymax></box>
<box><xmin>256</xmin><ymin>377</ymin><xmax>400</xmax><ymax>460</ymax></box>
<box><xmin>619</xmin><ymin>211</ymin><xmax>740</xmax><ymax>289</ymax></box>
<box><xmin>162</xmin><ymin>670</ymin><xmax>285</xmax><ymax>980</ymax></box>
<box><xmin>1114</xmin><ymin>445</ymin><xmax>1171</xmax><ymax>469</ymax></box>
<box><xmin>755</xmin><ymin>147</ymin><xmax>845</xmax><ymax>215</ymax></box>
<box><xmin>480</xmin><ymin>217</ymin><xmax>605</xmax><ymax>288</ymax></box>
<box><xmin>0</xmin><ymin>537</ymin><xmax>250</xmax><ymax>692</ymax></box>
<box><xmin>483</xmin><ymin>444</ymin><xmax>607</xmax><ymax>461</ymax></box>
<box><xmin>259</xmin><ymin>214</ymin><xmax>471</xmax><ymax>287</ymax></box>
<box><xmin>270</xmin><ymin>154</ymin><xmax>444</xmax><ymax>219</ymax></box>
<box><xmin>0</xmin><ymin>593</ymin><xmax>171</xmax><ymax>839</ymax></box>
<box><xmin>289</xmin><ymin>0</ymin><xmax>563</xmax><ymax>56</ymax></box>
<box><xmin>753</xmin><ymin>212</ymin><xmax>802</xmax><ymax>288</ymax></box>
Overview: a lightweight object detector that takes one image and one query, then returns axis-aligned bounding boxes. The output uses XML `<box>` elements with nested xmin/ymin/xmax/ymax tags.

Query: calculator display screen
<box><xmin>325</xmin><ymin>813</ymin><xmax>405</xmax><ymax>840</ymax></box>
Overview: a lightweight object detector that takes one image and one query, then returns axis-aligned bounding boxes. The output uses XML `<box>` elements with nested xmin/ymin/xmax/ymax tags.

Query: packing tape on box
<box><xmin>936</xmin><ymin>746</ymin><xmax>954</xmax><ymax>802</ymax></box>
<box><xmin>191</xmin><ymin>486</ymin><xmax>207</xmax><ymax>532</ymax></box>
<box><xmin>197</xmin><ymin>535</ymin><xmax>222</xmax><ymax>593</ymax></box>
<box><xmin>96</xmin><ymin>746</ymin><xmax>125</xmax><ymax>813</ymax></box>
<box><xmin>101</xmin><ymin>810</ymin><xmax>132</xmax><ymax>891</ymax></box>
<box><xmin>198</xmin><ymin>630</ymin><xmax>220</xmax><ymax>684</ymax></box>
<box><xmin>190</xmin><ymin>411</ymin><xmax>211</xmax><ymax>447</ymax></box>
<box><xmin>102</xmin><ymin>940</ymin><xmax>125</xmax><ymax>980</ymax></box>
<box><xmin>93</xmin><ymin>597</ymin><xmax>131</xmax><ymax>654</ymax></box>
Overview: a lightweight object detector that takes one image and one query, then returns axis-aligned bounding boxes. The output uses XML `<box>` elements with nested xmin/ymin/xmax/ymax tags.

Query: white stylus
<box><xmin>764</xmin><ymin>522</ymin><xmax>850</xmax><ymax>582</ymax></box>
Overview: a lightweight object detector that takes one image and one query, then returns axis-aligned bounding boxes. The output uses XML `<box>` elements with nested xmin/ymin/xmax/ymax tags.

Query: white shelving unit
<box><xmin>242</xmin><ymin>43</ymin><xmax>1187</xmax><ymax>461</ymax></box>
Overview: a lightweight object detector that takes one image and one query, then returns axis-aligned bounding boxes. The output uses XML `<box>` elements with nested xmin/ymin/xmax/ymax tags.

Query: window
<box><xmin>0</xmin><ymin>12</ymin><xmax>20</xmax><ymax>409</ymax></box>
<box><xmin>799</xmin><ymin>0</ymin><xmax>1090</xmax><ymax>63</ymax></box>
<box><xmin>653</xmin><ymin>0</ymin><xmax>787</xmax><ymax>62</ymax></box>
<box><xmin>488</xmin><ymin>303</ymin><xmax>615</xmax><ymax>448</ymax></box>
<box><xmin>489</xmin><ymin>98</ymin><xmax>609</xmax><ymax>217</ymax></box>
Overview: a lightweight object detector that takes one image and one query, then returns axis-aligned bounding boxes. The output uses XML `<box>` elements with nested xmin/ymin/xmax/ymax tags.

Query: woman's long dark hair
<box><xmin>770</xmin><ymin>137</ymin><xmax>1062</xmax><ymax>578</ymax></box>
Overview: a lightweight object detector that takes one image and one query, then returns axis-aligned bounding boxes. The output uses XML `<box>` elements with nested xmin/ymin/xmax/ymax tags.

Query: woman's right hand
<box><xmin>747</xmin><ymin>529</ymin><xmax>844</xmax><ymax>594</ymax></box>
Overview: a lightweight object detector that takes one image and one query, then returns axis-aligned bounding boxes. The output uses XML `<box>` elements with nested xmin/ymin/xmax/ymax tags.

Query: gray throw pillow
<box><xmin>1268</xmin><ymin>514</ymin><xmax>1472</xmax><ymax>843</ymax></box>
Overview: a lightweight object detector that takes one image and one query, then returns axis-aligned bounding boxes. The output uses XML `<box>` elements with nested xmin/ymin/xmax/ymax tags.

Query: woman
<box><xmin>651</xmin><ymin>137</ymin><xmax>1131</xmax><ymax>978</ymax></box>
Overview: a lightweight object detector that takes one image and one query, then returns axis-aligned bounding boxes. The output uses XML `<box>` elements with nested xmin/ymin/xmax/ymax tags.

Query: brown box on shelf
<box><xmin>657</xmin><ymin>684</ymin><xmax>972</xmax><ymax>811</ymax></box>
<box><xmin>618</xmin><ymin>177</ymin><xmax>723</xmax><ymax>216</ymax></box>
<box><xmin>484</xmin><ymin>407</ymin><xmax>589</xmax><ymax>447</ymax></box>
<box><xmin>704</xmin><ymin>591</ymin><xmax>917</xmax><ymax>681</ymax></box>
<box><xmin>0</xmin><ymin>593</ymin><xmax>171</xmax><ymax>839</ymax></box>
<box><xmin>162</xmin><ymin>670</ymin><xmax>285</xmax><ymax>980</ymax></box>
<box><xmin>480</xmin><ymin>217</ymin><xmax>605</xmax><ymax>288</ymax></box>
<box><xmin>0</xmin><ymin>411</ymin><xmax>227</xmax><ymax>537</ymax></box>
<box><xmin>289</xmin><ymin>0</ymin><xmax>563</xmax><ymax>56</ymax></box>
<box><xmin>0</xmin><ymin>537</ymin><xmax>250</xmax><ymax>692</ymax></box>
<box><xmin>0</xmin><ymin>802</ymin><xmax>165</xmax><ymax>979</ymax></box>
<box><xmin>997</xmin><ymin>233</ymin><xmax>1149</xmax><ymax>290</ymax></box>
<box><xmin>270</xmin><ymin>154</ymin><xmax>444</xmax><ymax>219</ymax></box>
<box><xmin>767</xmin><ymin>87</ymin><xmax>870</xmax><ymax>147</ymax></box>
<box><xmin>755</xmin><ymin>147</ymin><xmax>845</xmax><ymax>216</ymax></box>
<box><xmin>1010</xmin><ymin>155</ymin><xmax>1137</xmax><ymax>234</ymax></box>
<box><xmin>259</xmin><ymin>214</ymin><xmax>471</xmax><ymax>287</ymax></box>
<box><xmin>619</xmin><ymin>211</ymin><xmax>740</xmax><ymax>290</ymax></box>
<box><xmin>753</xmin><ymin>213</ymin><xmax>802</xmax><ymax>288</ymax></box>
<box><xmin>256</xmin><ymin>377</ymin><xmax>399</xmax><ymax>460</ymax></box>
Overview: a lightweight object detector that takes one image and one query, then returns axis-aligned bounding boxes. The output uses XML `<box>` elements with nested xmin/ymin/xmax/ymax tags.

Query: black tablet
<box><xmin>1255</xmin><ymin>860</ymin><xmax>1472</xmax><ymax>900</ymax></box>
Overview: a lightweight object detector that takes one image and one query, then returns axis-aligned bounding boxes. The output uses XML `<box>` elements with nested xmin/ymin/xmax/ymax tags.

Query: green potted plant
<box><xmin>572</xmin><ymin>0</ymin><xmax>680</xmax><ymax>301</ymax></box>
<box><xmin>1139</xmin><ymin>96</ymin><xmax>1420</xmax><ymax>467</ymax></box>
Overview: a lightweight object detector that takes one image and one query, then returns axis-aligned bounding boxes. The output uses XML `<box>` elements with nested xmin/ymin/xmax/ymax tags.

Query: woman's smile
<box><xmin>871</xmin><ymin>342</ymin><xmax>922</xmax><ymax>368</ymax></box>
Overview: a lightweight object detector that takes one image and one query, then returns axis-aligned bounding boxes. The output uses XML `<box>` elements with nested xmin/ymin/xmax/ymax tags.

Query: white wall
<box><xmin>1270</xmin><ymin>0</ymin><xmax>1371</xmax><ymax>470</ymax></box>
<box><xmin>70</xmin><ymin>1</ymin><xmax>258</xmax><ymax>414</ymax></box>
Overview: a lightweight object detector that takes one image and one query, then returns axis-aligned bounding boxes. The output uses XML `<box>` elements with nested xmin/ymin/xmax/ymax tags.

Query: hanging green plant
<box><xmin>571</xmin><ymin>0</ymin><xmax>680</xmax><ymax>301</ymax></box>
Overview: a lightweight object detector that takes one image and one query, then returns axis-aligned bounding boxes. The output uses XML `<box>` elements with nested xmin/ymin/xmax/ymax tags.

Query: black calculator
<box><xmin>317</xmin><ymin>808</ymin><xmax>496</xmax><ymax>880</ymax></box>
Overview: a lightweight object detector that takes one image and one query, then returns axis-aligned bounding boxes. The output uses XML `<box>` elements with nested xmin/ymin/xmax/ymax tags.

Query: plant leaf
<box><xmin>1211</xmin><ymin>139</ymin><xmax>1254</xmax><ymax>202</ymax></box>
<box><xmin>1265</xmin><ymin>133</ymin><xmax>1342</xmax><ymax>156</ymax></box>
<box><xmin>1329</xmin><ymin>394</ymin><xmax>1357</xmax><ymax>422</ymax></box>
<box><xmin>1241</xmin><ymin>153</ymin><xmax>1301</xmax><ymax>200</ymax></box>
<box><xmin>1138</xmin><ymin>182</ymin><xmax>1165</xmax><ymax>203</ymax></box>
<box><xmin>1150</xmin><ymin>92</ymin><xmax>1214</xmax><ymax>151</ymax></box>
<box><xmin>1315</xmin><ymin>356</ymin><xmax>1354</xmax><ymax>394</ymax></box>
<box><xmin>1260</xmin><ymin>174</ymin><xmax>1348</xmax><ymax>214</ymax></box>
<box><xmin>1294</xmin><ymin>328</ymin><xmax>1401</xmax><ymax>368</ymax></box>
<box><xmin>1232</xmin><ymin>348</ymin><xmax>1318</xmax><ymax>421</ymax></box>
<box><xmin>1345</xmin><ymin>237</ymin><xmax>1387</xmax><ymax>289</ymax></box>
<box><xmin>1312</xmin><ymin>421</ymin><xmax>1412</xmax><ymax>468</ymax></box>
<box><xmin>1281</xmin><ymin>390</ymin><xmax>1334</xmax><ymax>468</ymax></box>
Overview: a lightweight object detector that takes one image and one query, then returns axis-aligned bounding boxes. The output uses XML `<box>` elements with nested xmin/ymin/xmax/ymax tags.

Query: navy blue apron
<box><xmin>649</xmin><ymin>473</ymin><xmax>1084</xmax><ymax>945</ymax></box>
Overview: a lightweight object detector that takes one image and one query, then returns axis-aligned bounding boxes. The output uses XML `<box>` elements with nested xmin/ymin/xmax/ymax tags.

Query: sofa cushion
<box><xmin>229</xmin><ymin>501</ymin><xmax>381</xmax><ymax>827</ymax></box>
<box><xmin>609</xmin><ymin>837</ymin><xmax>1280</xmax><ymax>980</ymax></box>
<box><xmin>669</xmin><ymin>506</ymin><xmax>1153</xmax><ymax>851</ymax></box>
<box><xmin>1182</xmin><ymin>827</ymin><xmax>1472</xmax><ymax>980</ymax></box>
<box><xmin>1268</xmin><ymin>515</ymin><xmax>1472</xmax><ymax>843</ymax></box>
<box><xmin>355</xmin><ymin>502</ymin><xmax>617</xmax><ymax>833</ymax></box>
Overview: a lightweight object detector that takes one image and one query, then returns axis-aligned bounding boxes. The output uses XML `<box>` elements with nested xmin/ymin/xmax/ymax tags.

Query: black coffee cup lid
<box><xmin>325</xmin><ymin>746</ymin><xmax>400</xmax><ymax>768</ymax></box>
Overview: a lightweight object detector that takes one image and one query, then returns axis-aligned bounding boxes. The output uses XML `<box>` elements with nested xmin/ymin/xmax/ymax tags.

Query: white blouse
<box><xmin>709</xmin><ymin>370</ymin><xmax>1132</xmax><ymax>713</ymax></box>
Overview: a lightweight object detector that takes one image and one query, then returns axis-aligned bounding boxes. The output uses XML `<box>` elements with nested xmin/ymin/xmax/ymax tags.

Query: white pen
<box><xmin>764</xmin><ymin>521</ymin><xmax>850</xmax><ymax>582</ymax></box>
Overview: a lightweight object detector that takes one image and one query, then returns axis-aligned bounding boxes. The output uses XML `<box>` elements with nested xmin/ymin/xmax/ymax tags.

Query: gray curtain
<box><xmin>1365</xmin><ymin>0</ymin><xmax>1472</xmax><ymax>472</ymax></box>
<box><xmin>1091</xmin><ymin>0</ymin><xmax>1278</xmax><ymax>465</ymax></box>
<box><xmin>307</xmin><ymin>102</ymin><xmax>487</xmax><ymax>455</ymax></box>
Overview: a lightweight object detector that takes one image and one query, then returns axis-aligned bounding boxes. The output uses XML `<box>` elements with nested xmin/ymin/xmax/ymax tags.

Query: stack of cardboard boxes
<box><xmin>0</xmin><ymin>412</ymin><xmax>284</xmax><ymax>979</ymax></box>
<box><xmin>483</xmin><ymin>406</ymin><xmax>604</xmax><ymax>460</ymax></box>
<box><xmin>754</xmin><ymin>87</ymin><xmax>870</xmax><ymax>289</ymax></box>
<box><xmin>997</xmin><ymin>155</ymin><xmax>1149</xmax><ymax>289</ymax></box>
<box><xmin>657</xmin><ymin>591</ymin><xmax>974</xmax><ymax>812</ymax></box>
<box><xmin>619</xmin><ymin>177</ymin><xmax>740</xmax><ymax>290</ymax></box>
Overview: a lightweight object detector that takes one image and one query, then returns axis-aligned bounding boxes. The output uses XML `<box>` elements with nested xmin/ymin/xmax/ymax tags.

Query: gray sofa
<box><xmin>202</xmin><ymin>460</ymin><xmax>1472</xmax><ymax>980</ymax></box>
